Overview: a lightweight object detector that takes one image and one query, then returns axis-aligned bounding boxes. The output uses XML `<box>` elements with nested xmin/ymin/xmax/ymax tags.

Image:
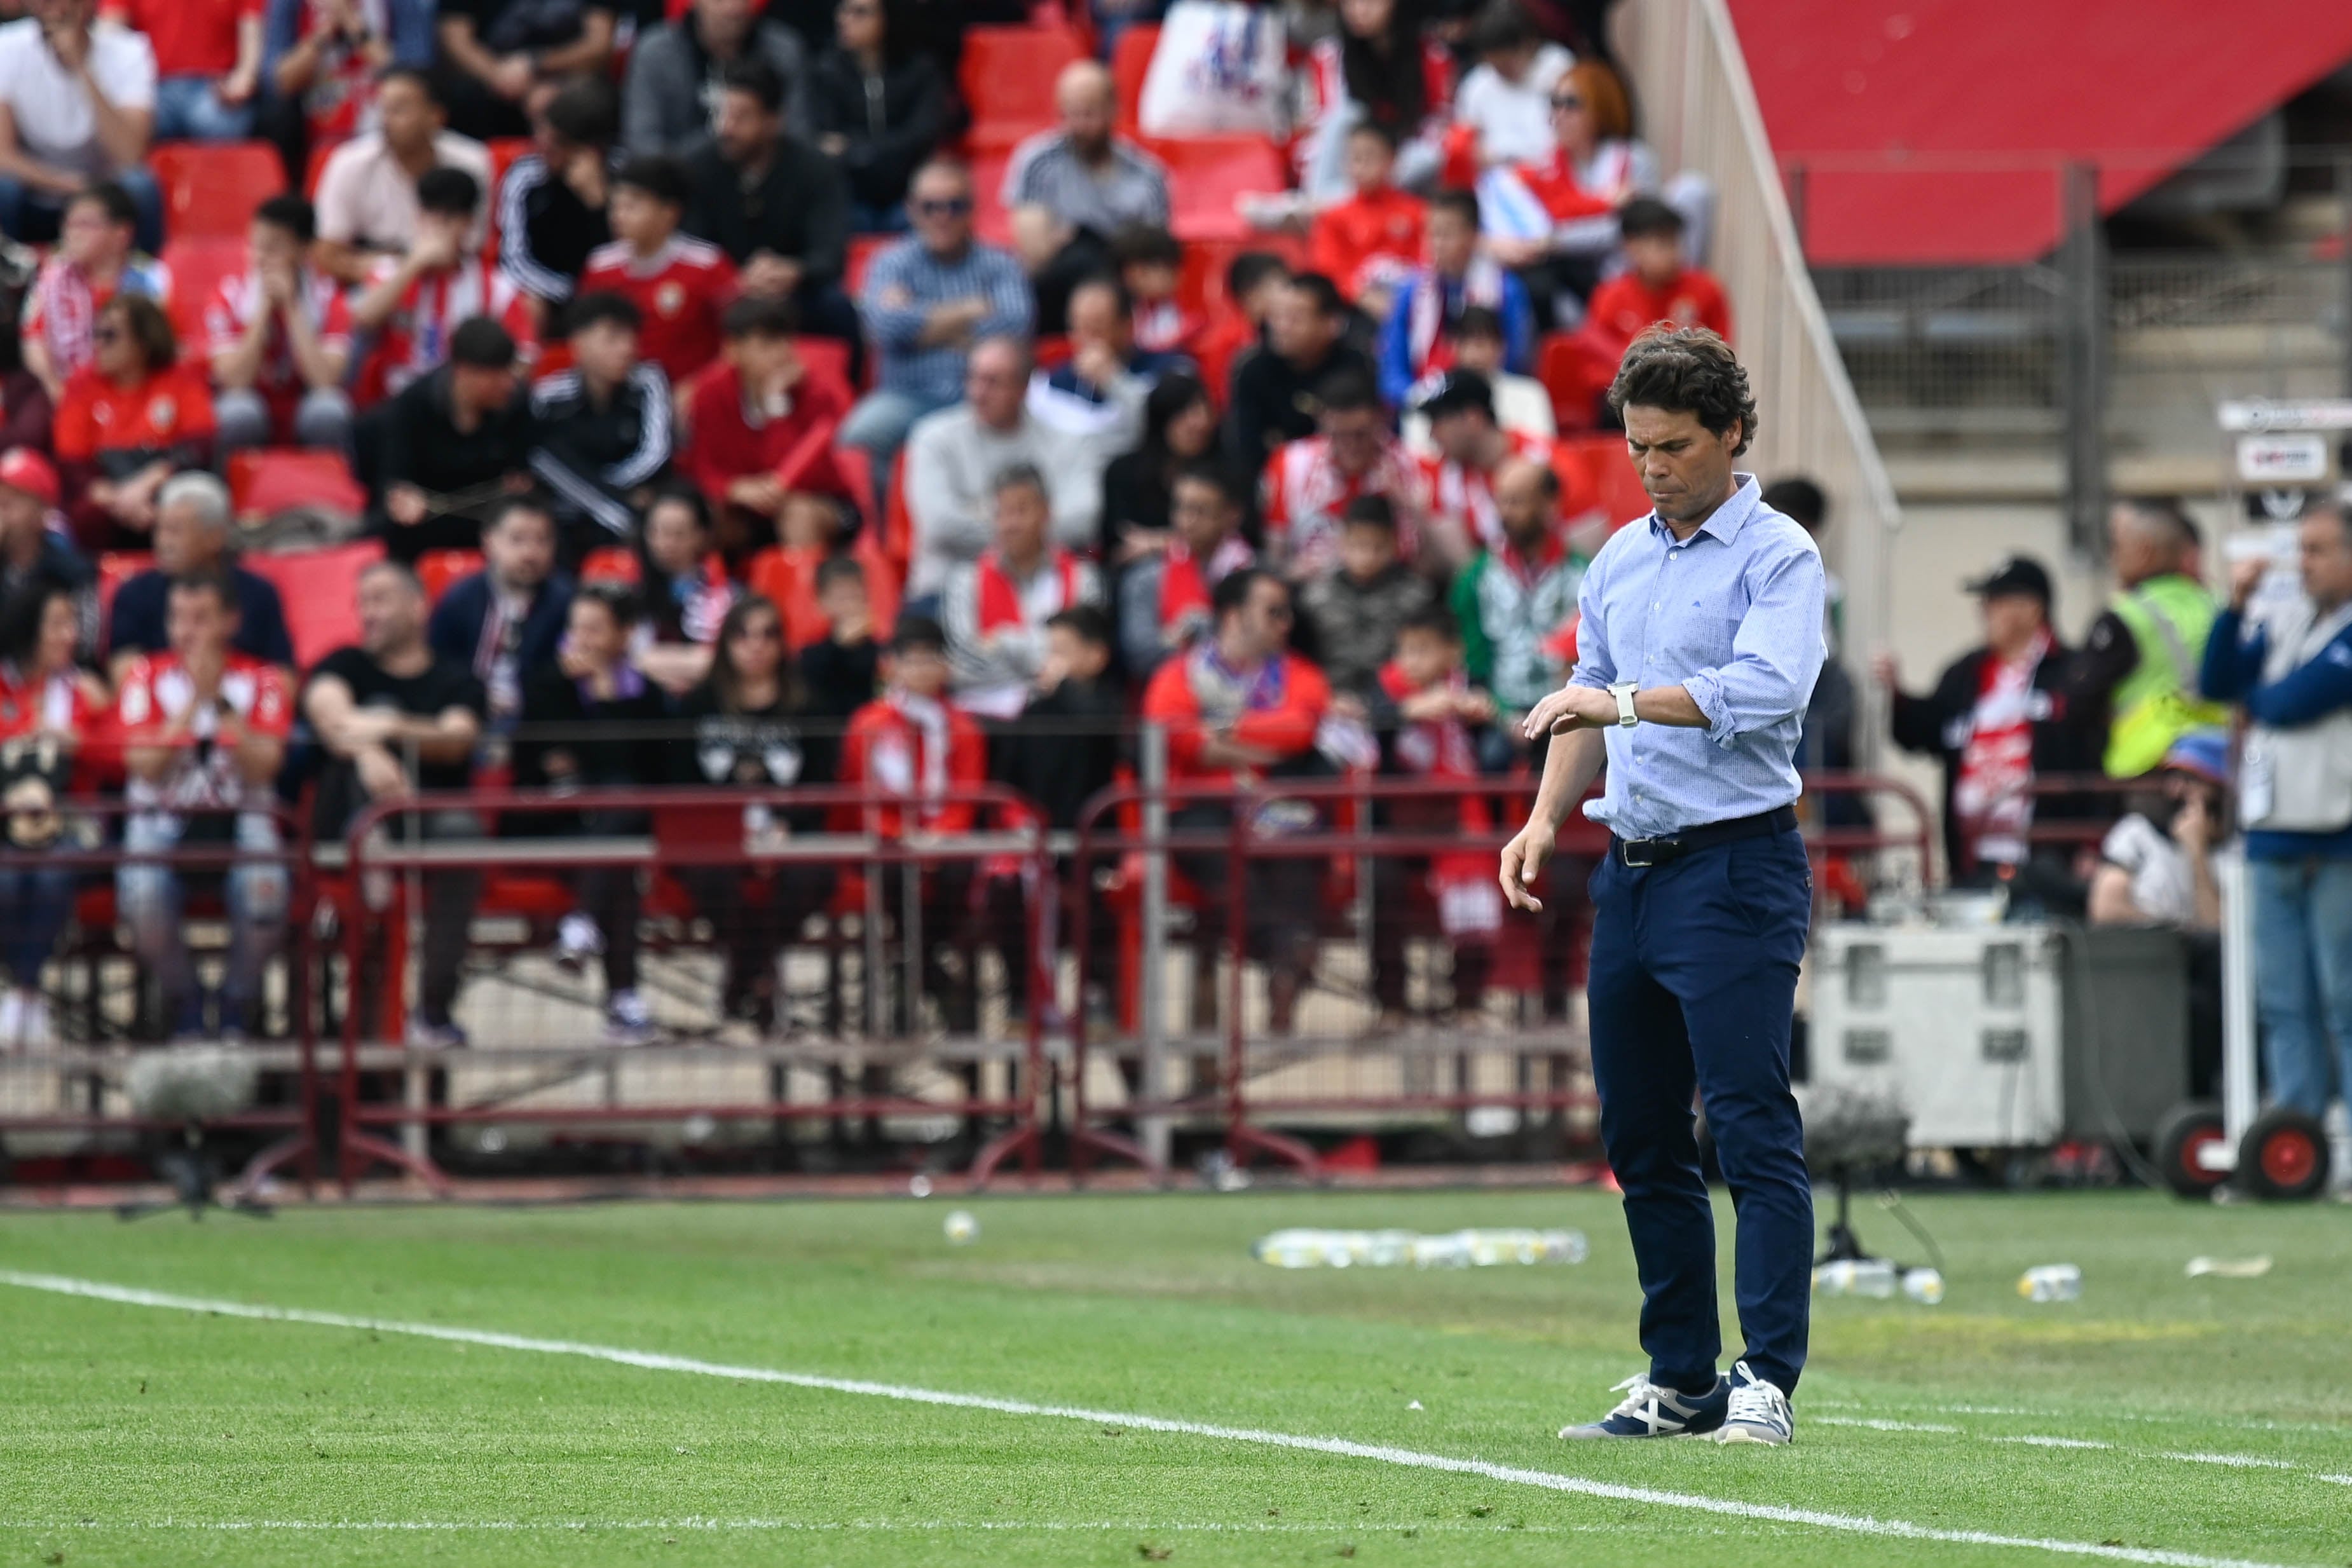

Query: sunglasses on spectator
<box><xmin>913</xmin><ymin>197</ymin><xmax>973</xmax><ymax>216</ymax></box>
<box><xmin>1549</xmin><ymin>94</ymin><xmax>1586</xmax><ymax>110</ymax></box>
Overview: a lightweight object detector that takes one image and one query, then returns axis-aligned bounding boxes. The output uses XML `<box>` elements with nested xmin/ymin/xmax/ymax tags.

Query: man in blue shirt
<box><xmin>1501</xmin><ymin>327</ymin><xmax>1824</xmax><ymax>1448</ymax></box>
<box><xmin>106</xmin><ymin>472</ymin><xmax>294</xmax><ymax>678</ymax></box>
<box><xmin>2199</xmin><ymin>502</ymin><xmax>2352</xmax><ymax>1122</ymax></box>
<box><xmin>840</xmin><ymin>156</ymin><xmax>1035</xmax><ymax>473</ymax></box>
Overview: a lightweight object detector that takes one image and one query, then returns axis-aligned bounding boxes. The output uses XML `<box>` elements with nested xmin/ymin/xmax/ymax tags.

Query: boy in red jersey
<box><xmin>1308</xmin><ymin>121</ymin><xmax>1424</xmax><ymax>318</ymax></box>
<box><xmin>349</xmin><ymin>165</ymin><xmax>536</xmax><ymax>402</ymax></box>
<box><xmin>580</xmin><ymin>156</ymin><xmax>740</xmax><ymax>388</ymax></box>
<box><xmin>111</xmin><ymin>571</ymin><xmax>293</xmax><ymax>1039</ymax></box>
<box><xmin>684</xmin><ymin>296</ymin><xmax>852</xmax><ymax>555</ymax></box>
<box><xmin>1581</xmin><ymin>198</ymin><xmax>1732</xmax><ymax>355</ymax></box>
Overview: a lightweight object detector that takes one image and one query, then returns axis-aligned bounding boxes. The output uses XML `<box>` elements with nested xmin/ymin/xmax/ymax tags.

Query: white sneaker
<box><xmin>604</xmin><ymin>989</ymin><xmax>655</xmax><ymax>1046</ymax></box>
<box><xmin>555</xmin><ymin>912</ymin><xmax>604</xmax><ymax>974</ymax></box>
<box><xmin>1714</xmin><ymin>1360</ymin><xmax>1795</xmax><ymax>1446</ymax></box>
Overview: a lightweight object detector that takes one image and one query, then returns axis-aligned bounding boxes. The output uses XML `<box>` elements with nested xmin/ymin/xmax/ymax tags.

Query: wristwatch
<box><xmin>1608</xmin><ymin>681</ymin><xmax>1641</xmax><ymax>728</ymax></box>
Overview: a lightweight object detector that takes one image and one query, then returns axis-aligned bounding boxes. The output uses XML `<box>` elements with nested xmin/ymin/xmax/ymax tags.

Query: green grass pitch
<box><xmin>1</xmin><ymin>1187</ymin><xmax>2348</xmax><ymax>1567</ymax></box>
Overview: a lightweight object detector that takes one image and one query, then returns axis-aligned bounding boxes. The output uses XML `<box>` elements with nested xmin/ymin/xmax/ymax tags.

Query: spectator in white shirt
<box><xmin>310</xmin><ymin>64</ymin><xmax>493</xmax><ymax>286</ymax></box>
<box><xmin>1453</xmin><ymin>0</ymin><xmax>1573</xmax><ymax>172</ymax></box>
<box><xmin>2089</xmin><ymin>730</ymin><xmax>2229</xmax><ymax>933</ymax></box>
<box><xmin>0</xmin><ymin>0</ymin><xmax>160</xmax><ymax>250</ymax></box>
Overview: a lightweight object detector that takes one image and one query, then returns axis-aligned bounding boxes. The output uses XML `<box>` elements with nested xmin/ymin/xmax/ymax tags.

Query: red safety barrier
<box><xmin>325</xmin><ymin>784</ymin><xmax>1056</xmax><ymax>1193</ymax></box>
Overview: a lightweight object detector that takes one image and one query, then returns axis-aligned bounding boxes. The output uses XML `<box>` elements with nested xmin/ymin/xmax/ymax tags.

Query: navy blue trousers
<box><xmin>1585</xmin><ymin>827</ymin><xmax>1814</xmax><ymax>1396</ymax></box>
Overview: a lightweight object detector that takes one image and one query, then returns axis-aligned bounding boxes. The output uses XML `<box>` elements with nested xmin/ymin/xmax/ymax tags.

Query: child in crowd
<box><xmin>1309</xmin><ymin>121</ymin><xmax>1425</xmax><ymax>319</ymax></box>
<box><xmin>1379</xmin><ymin>187</ymin><xmax>1531</xmax><ymax>409</ymax></box>
<box><xmin>580</xmin><ymin>155</ymin><xmax>741</xmax><ymax>386</ymax></box>
<box><xmin>1580</xmin><ymin>197</ymin><xmax>1732</xmax><ymax>357</ymax></box>
<box><xmin>1118</xmin><ymin>459</ymin><xmax>1255</xmax><ymax>679</ymax></box>
<box><xmin>1403</xmin><ymin>304</ymin><xmax>1555</xmax><ymax>453</ymax></box>
<box><xmin>1111</xmin><ymin>223</ymin><xmax>1196</xmax><ymax>358</ymax></box>
<box><xmin>1301</xmin><ymin>494</ymin><xmax>1435</xmax><ymax>705</ymax></box>
<box><xmin>1370</xmin><ymin>606</ymin><xmax>1500</xmax><ymax>1026</ymax></box>
<box><xmin>1191</xmin><ymin>249</ymin><xmax>1290</xmax><ymax>404</ymax></box>
<box><xmin>799</xmin><ymin>554</ymin><xmax>883</xmax><ymax>721</ymax></box>
<box><xmin>629</xmin><ymin>487</ymin><xmax>739</xmax><ymax>696</ymax></box>
<box><xmin>350</xmin><ymin>166</ymin><xmax>535</xmax><ymax>401</ymax></box>
<box><xmin>685</xmin><ymin>296</ymin><xmax>853</xmax><ymax>559</ymax></box>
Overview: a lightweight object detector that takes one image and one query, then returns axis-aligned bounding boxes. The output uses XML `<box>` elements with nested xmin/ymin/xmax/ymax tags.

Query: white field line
<box><xmin>1997</xmin><ymin>1437</ymin><xmax>2116</xmax><ymax>1451</ymax></box>
<box><xmin>0</xmin><ymin>1269</ymin><xmax>2318</xmax><ymax>1568</ymax></box>
<box><xmin>2162</xmin><ymin>1454</ymin><xmax>2298</xmax><ymax>1471</ymax></box>
<box><xmin>1812</xmin><ymin>1398</ymin><xmax>2349</xmax><ymax>1439</ymax></box>
<box><xmin>2319</xmin><ymin>1476</ymin><xmax>2352</xmax><ymax>1487</ymax></box>
<box><xmin>1812</xmin><ymin>1417</ymin><xmax>1961</xmax><ymax>1433</ymax></box>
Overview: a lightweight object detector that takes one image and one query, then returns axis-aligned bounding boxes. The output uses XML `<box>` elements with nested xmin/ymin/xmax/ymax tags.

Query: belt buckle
<box><xmin>1618</xmin><ymin>837</ymin><xmax>1663</xmax><ymax>868</ymax></box>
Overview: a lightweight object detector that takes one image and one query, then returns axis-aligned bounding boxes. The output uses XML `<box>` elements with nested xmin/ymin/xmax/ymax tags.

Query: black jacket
<box><xmin>1222</xmin><ymin>340</ymin><xmax>1379</xmax><ymax>479</ymax></box>
<box><xmin>805</xmin><ymin>46</ymin><xmax>957</xmax><ymax>211</ymax></box>
<box><xmin>685</xmin><ymin>134</ymin><xmax>851</xmax><ymax>289</ymax></box>
<box><xmin>497</xmin><ymin>151</ymin><xmax>613</xmax><ymax>305</ymax></box>
<box><xmin>1002</xmin><ymin>676</ymin><xmax>1126</xmax><ymax>831</ymax></box>
<box><xmin>369</xmin><ymin>367</ymin><xmax>538</xmax><ymax>508</ymax></box>
<box><xmin>527</xmin><ymin>364</ymin><xmax>674</xmax><ymax>540</ymax></box>
<box><xmin>1889</xmin><ymin>641</ymin><xmax>2105</xmax><ymax>880</ymax></box>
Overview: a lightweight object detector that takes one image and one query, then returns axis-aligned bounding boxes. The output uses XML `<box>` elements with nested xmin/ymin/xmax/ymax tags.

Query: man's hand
<box><xmin>1072</xmin><ymin>339</ymin><xmax>1122</xmax><ymax>388</ymax></box>
<box><xmin>1398</xmin><ymin>687</ymin><xmax>1457</xmax><ymax>723</ymax></box>
<box><xmin>354</xmin><ymin>743</ymin><xmax>409</xmax><ymax>800</ymax></box>
<box><xmin>386</xmin><ymin>484</ymin><xmax>430</xmax><ymax>526</ymax></box>
<box><xmin>2175</xmin><ymin>792</ymin><xmax>2212</xmax><ymax>856</ymax></box>
<box><xmin>817</xmin><ymin>133</ymin><xmax>847</xmax><ymax>158</ymax></box>
<box><xmin>2229</xmin><ymin>556</ymin><xmax>2268</xmax><ymax>612</ymax></box>
<box><xmin>259</xmin><ymin>261</ymin><xmax>297</xmax><ymax>311</ymax></box>
<box><xmin>562</xmin><ymin>146</ymin><xmax>607</xmax><ymax>207</ymax></box>
<box><xmin>411</xmin><ymin>225</ymin><xmax>461</xmax><ymax>272</ymax></box>
<box><xmin>728</xmin><ymin>474</ymin><xmax>786</xmax><ymax>515</ymax></box>
<box><xmin>742</xmin><ymin>252</ymin><xmax>803</xmax><ymax>299</ymax></box>
<box><xmin>1519</xmin><ymin>683</ymin><xmax>1611</xmax><ymax>740</ymax></box>
<box><xmin>221</xmin><ymin>64</ymin><xmax>259</xmax><ymax>104</ymax></box>
<box><xmin>44</xmin><ymin>17</ymin><xmax>89</xmax><ymax>74</ymax></box>
<box><xmin>1870</xmin><ymin>651</ymin><xmax>1899</xmax><ymax>690</ymax></box>
<box><xmin>1499</xmin><ymin>819</ymin><xmax>1557</xmax><ymax>912</ymax></box>
<box><xmin>1458</xmin><ymin>688</ymin><xmax>1498</xmax><ymax>723</ymax></box>
<box><xmin>490</xmin><ymin>53</ymin><xmax>535</xmax><ymax>100</ymax></box>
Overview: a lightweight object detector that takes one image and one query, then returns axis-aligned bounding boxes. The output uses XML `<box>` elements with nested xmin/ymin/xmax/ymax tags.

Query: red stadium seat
<box><xmin>1538</xmin><ymin>331</ymin><xmax>1608</xmax><ymax>435</ymax></box>
<box><xmin>959</xmin><ymin>26</ymin><xmax>1088</xmax><ymax>151</ymax></box>
<box><xmin>845</xmin><ymin>235</ymin><xmax>892</xmax><ymax>297</ymax></box>
<box><xmin>226</xmin><ymin>448</ymin><xmax>366</xmax><ymax>519</ymax></box>
<box><xmin>580</xmin><ymin>546</ymin><xmax>639</xmax><ymax>584</ymax></box>
<box><xmin>149</xmin><ymin>142</ymin><xmax>285</xmax><ymax>240</ymax></box>
<box><xmin>160</xmin><ymin>236</ymin><xmax>245</xmax><ymax>350</ymax></box>
<box><xmin>241</xmin><ymin>538</ymin><xmax>385</xmax><ymax>669</ymax></box>
<box><xmin>1112</xmin><ymin>25</ymin><xmax>1158</xmax><ymax>131</ymax></box>
<box><xmin>832</xmin><ymin>441</ymin><xmax>879</xmax><ymax>539</ymax></box>
<box><xmin>416</xmin><ymin>549</ymin><xmax>485</xmax><ymax>604</ymax></box>
<box><xmin>882</xmin><ymin>446</ymin><xmax>912</xmax><ymax>575</ymax></box>
<box><xmin>1554</xmin><ymin>434</ymin><xmax>1651</xmax><ymax>534</ymax></box>
<box><xmin>794</xmin><ymin>337</ymin><xmax>852</xmax><ymax>399</ymax></box>
<box><xmin>968</xmin><ymin>146</ymin><xmax>1014</xmax><ymax>247</ymax></box>
<box><xmin>1143</xmin><ymin>135</ymin><xmax>1289</xmax><ymax>243</ymax></box>
<box><xmin>95</xmin><ymin>550</ymin><xmax>153</xmax><ymax>651</ymax></box>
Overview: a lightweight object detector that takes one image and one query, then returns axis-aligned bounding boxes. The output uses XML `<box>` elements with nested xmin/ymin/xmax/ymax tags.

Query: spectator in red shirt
<box><xmin>1110</xmin><ymin>222</ymin><xmax>1194</xmax><ymax>359</ymax></box>
<box><xmin>1309</xmin><ymin>120</ymin><xmax>1425</xmax><ymax>318</ymax></box>
<box><xmin>1191</xmin><ymin>249</ymin><xmax>1287</xmax><ymax>414</ymax></box>
<box><xmin>111</xmin><ymin>570</ymin><xmax>293</xmax><ymax>1039</ymax></box>
<box><xmin>1556</xmin><ymin>197</ymin><xmax>1732</xmax><ymax>426</ymax></box>
<box><xmin>580</xmin><ymin>155</ymin><xmax>739</xmax><ymax>388</ymax></box>
<box><xmin>1259</xmin><ymin>369</ymin><xmax>1444</xmax><ymax>581</ymax></box>
<box><xmin>838</xmin><ymin>613</ymin><xmax>990</xmax><ymax>1032</ymax></box>
<box><xmin>106</xmin><ymin>0</ymin><xmax>262</xmax><ymax>140</ymax></box>
<box><xmin>348</xmin><ymin>165</ymin><xmax>535</xmax><ymax>402</ymax></box>
<box><xmin>1139</xmin><ymin>566</ymin><xmax>1332</xmax><ymax>1033</ymax></box>
<box><xmin>685</xmin><ymin>294</ymin><xmax>851</xmax><ymax>557</ymax></box>
<box><xmin>53</xmin><ymin>294</ymin><xmax>217</xmax><ymax>551</ymax></box>
<box><xmin>209</xmin><ymin>193</ymin><xmax>355</xmax><ymax>455</ymax></box>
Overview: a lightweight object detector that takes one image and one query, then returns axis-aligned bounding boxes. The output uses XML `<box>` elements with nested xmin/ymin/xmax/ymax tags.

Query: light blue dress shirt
<box><xmin>1568</xmin><ymin>474</ymin><xmax>1827</xmax><ymax>840</ymax></box>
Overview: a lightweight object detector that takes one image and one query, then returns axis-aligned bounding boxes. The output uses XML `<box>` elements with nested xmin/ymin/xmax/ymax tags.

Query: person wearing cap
<box><xmin>2065</xmin><ymin>497</ymin><xmax>2229</xmax><ymax>779</ymax></box>
<box><xmin>2089</xmin><ymin>730</ymin><xmax>2229</xmax><ymax>933</ymax></box>
<box><xmin>1498</xmin><ymin>328</ymin><xmax>1823</xmax><ymax>1447</ymax></box>
<box><xmin>104</xmin><ymin>470</ymin><xmax>292</xmax><ymax>677</ymax></box>
<box><xmin>2200</xmin><ymin>498</ymin><xmax>2352</xmax><ymax>1122</ymax></box>
<box><xmin>1873</xmin><ymin>554</ymin><xmax>2102</xmax><ymax>889</ymax></box>
<box><xmin>0</xmin><ymin>448</ymin><xmax>96</xmax><ymax>658</ymax></box>
<box><xmin>1414</xmin><ymin>367</ymin><xmax>1556</xmax><ymax>555</ymax></box>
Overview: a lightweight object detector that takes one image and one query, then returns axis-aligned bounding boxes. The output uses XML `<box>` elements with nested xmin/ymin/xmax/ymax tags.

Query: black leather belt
<box><xmin>1612</xmin><ymin>805</ymin><xmax>1798</xmax><ymax>869</ymax></box>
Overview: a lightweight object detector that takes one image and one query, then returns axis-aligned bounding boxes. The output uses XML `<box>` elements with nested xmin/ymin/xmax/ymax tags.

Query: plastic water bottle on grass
<box><xmin>2018</xmin><ymin>1264</ymin><xmax>2081</xmax><ymax>1302</ymax></box>
<box><xmin>1813</xmin><ymin>1259</ymin><xmax>1897</xmax><ymax>1298</ymax></box>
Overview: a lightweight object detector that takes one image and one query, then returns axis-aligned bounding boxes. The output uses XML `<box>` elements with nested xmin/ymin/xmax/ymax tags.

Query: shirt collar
<box><xmin>1645</xmin><ymin>472</ymin><xmax>1760</xmax><ymax>547</ymax></box>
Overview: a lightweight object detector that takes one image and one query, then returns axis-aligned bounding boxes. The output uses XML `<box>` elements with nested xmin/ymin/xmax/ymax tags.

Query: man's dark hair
<box><xmin>1172</xmin><ymin>459</ymin><xmax>1244</xmax><ymax>508</ymax></box>
<box><xmin>1346</xmin><ymin>117</ymin><xmax>1401</xmax><ymax>153</ymax></box>
<box><xmin>545</xmin><ymin>76</ymin><xmax>620</xmax><ymax>149</ymax></box>
<box><xmin>1342</xmin><ymin>494</ymin><xmax>1397</xmax><ymax>532</ymax></box>
<box><xmin>486</xmin><ymin>494</ymin><xmax>555</xmax><ymax>534</ymax></box>
<box><xmin>1046</xmin><ymin>603</ymin><xmax>1113</xmax><ymax>648</ymax></box>
<box><xmin>416</xmin><ymin>165</ymin><xmax>481</xmax><ymax>218</ymax></box>
<box><xmin>1606</xmin><ymin>326</ymin><xmax>1757</xmax><ymax>456</ymax></box>
<box><xmin>992</xmin><ymin>461</ymin><xmax>1050</xmax><ymax>503</ymax></box>
<box><xmin>70</xmin><ymin>181</ymin><xmax>139</xmax><ymax>230</ymax></box>
<box><xmin>1400</xmin><ymin>604</ymin><xmax>1461</xmax><ymax>641</ymax></box>
<box><xmin>107</xmin><ymin>295</ymin><xmax>177</xmax><ymax>369</ymax></box>
<box><xmin>254</xmin><ymin>193</ymin><xmax>317</xmax><ymax>245</ymax></box>
<box><xmin>613</xmin><ymin>154</ymin><xmax>694</xmax><ymax>210</ymax></box>
<box><xmin>0</xmin><ymin>582</ymin><xmax>71</xmax><ymax>669</ymax></box>
<box><xmin>1470</xmin><ymin>0</ymin><xmax>1538</xmax><ymax>56</ymax></box>
<box><xmin>722</xmin><ymin>294</ymin><xmax>798</xmax><ymax>339</ymax></box>
<box><xmin>1617</xmin><ymin>196</ymin><xmax>1685</xmax><ymax>242</ymax></box>
<box><xmin>1450</xmin><ymin>304</ymin><xmax>1505</xmax><ymax>344</ymax></box>
<box><xmin>1227</xmin><ymin>250</ymin><xmax>1289</xmax><ymax>301</ymax></box>
<box><xmin>576</xmin><ymin>578</ymin><xmax>639</xmax><ymax>626</ymax></box>
<box><xmin>168</xmin><ymin>569</ymin><xmax>240</xmax><ymax>613</ymax></box>
<box><xmin>1288</xmin><ymin>271</ymin><xmax>1346</xmax><ymax>319</ymax></box>
<box><xmin>889</xmin><ymin>614</ymin><xmax>948</xmax><ymax>655</ymax></box>
<box><xmin>450</xmin><ymin>315</ymin><xmax>518</xmax><ymax>368</ymax></box>
<box><xmin>1069</xmin><ymin>273</ymin><xmax>1133</xmax><ymax>320</ymax></box>
<box><xmin>1428</xmin><ymin>187</ymin><xmax>1481</xmax><ymax>230</ymax></box>
<box><xmin>720</xmin><ymin>57</ymin><xmax>786</xmax><ymax>116</ymax></box>
<box><xmin>1316</xmin><ymin>368</ymin><xmax>1382</xmax><ymax>416</ymax></box>
<box><xmin>646</xmin><ymin>484</ymin><xmax>712</xmax><ymax>532</ymax></box>
<box><xmin>1761</xmin><ymin>477</ymin><xmax>1826</xmax><ymax>531</ymax></box>
<box><xmin>1109</xmin><ymin>222</ymin><xmax>1182</xmax><ymax>271</ymax></box>
<box><xmin>378</xmin><ymin>63</ymin><xmax>438</xmax><ymax>102</ymax></box>
<box><xmin>566</xmin><ymin>290</ymin><xmax>644</xmax><ymax>336</ymax></box>
<box><xmin>1211</xmin><ymin>565</ymin><xmax>1272</xmax><ymax>624</ymax></box>
<box><xmin>814</xmin><ymin>554</ymin><xmax>866</xmax><ymax>594</ymax></box>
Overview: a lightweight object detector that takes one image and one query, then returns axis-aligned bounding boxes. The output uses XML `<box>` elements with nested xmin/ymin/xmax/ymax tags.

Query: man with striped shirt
<box><xmin>842</xmin><ymin>158</ymin><xmax>1033</xmax><ymax>470</ymax></box>
<box><xmin>1004</xmin><ymin>61</ymin><xmax>1168</xmax><ymax>335</ymax></box>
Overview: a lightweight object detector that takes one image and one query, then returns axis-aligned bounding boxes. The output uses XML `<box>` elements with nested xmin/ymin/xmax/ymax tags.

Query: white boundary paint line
<box><xmin>2163</xmin><ymin>1454</ymin><xmax>2298</xmax><ymax>1471</ymax></box>
<box><xmin>1998</xmin><ymin>1437</ymin><xmax>2116</xmax><ymax>1451</ymax></box>
<box><xmin>0</xmin><ymin>1270</ymin><xmax>2316</xmax><ymax>1568</ymax></box>
<box><xmin>1811</xmin><ymin>1417</ymin><xmax>1961</xmax><ymax>1433</ymax></box>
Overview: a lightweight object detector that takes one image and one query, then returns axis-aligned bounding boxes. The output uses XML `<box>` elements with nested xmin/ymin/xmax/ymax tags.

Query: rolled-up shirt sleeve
<box><xmin>1681</xmin><ymin>542</ymin><xmax>1826</xmax><ymax>747</ymax></box>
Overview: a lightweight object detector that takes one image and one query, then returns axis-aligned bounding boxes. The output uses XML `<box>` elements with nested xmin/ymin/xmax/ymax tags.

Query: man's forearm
<box><xmin>1529</xmin><ymin>725</ymin><xmax>1605</xmax><ymax>831</ymax></box>
<box><xmin>81</xmin><ymin>73</ymin><xmax>147</xmax><ymax>167</ymax></box>
<box><xmin>1631</xmin><ymin>684</ymin><xmax>1707</xmax><ymax>728</ymax></box>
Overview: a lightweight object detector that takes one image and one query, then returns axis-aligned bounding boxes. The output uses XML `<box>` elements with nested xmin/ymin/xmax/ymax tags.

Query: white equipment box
<box><xmin>1807</xmin><ymin>923</ymin><xmax>2066</xmax><ymax>1149</ymax></box>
